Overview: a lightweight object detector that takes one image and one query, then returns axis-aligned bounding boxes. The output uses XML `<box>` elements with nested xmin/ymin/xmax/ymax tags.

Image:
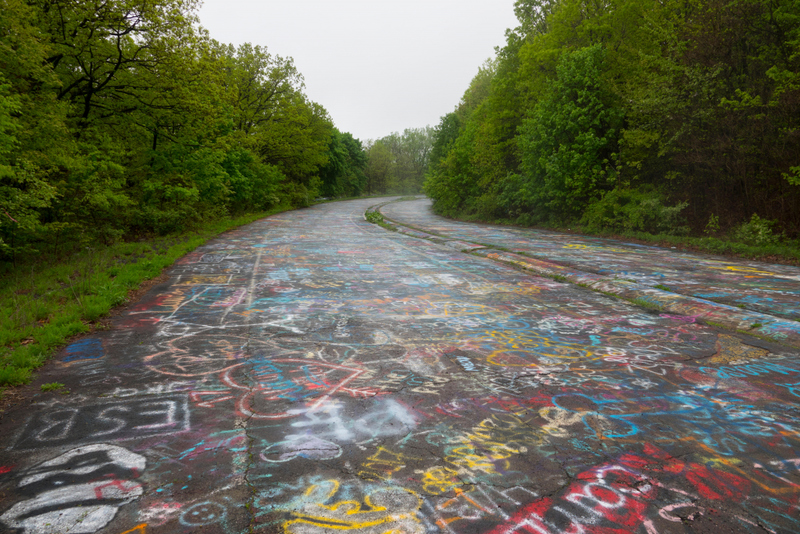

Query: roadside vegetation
<box><xmin>0</xmin><ymin>208</ymin><xmax>289</xmax><ymax>391</ymax></box>
<box><xmin>0</xmin><ymin>0</ymin><xmax>435</xmax><ymax>394</ymax></box>
<box><xmin>0</xmin><ymin>0</ymin><xmax>375</xmax><ymax>268</ymax></box>
<box><xmin>423</xmin><ymin>0</ymin><xmax>800</xmax><ymax>250</ymax></box>
<box><xmin>363</xmin><ymin>129</ymin><xmax>435</xmax><ymax>195</ymax></box>
<box><xmin>0</xmin><ymin>0</ymin><xmax>388</xmax><ymax>392</ymax></box>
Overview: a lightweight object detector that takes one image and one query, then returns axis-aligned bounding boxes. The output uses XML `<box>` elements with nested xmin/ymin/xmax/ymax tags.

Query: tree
<box><xmin>515</xmin><ymin>44</ymin><xmax>624</xmax><ymax>222</ymax></box>
<box><xmin>319</xmin><ymin>129</ymin><xmax>367</xmax><ymax>198</ymax></box>
<box><xmin>364</xmin><ymin>140</ymin><xmax>393</xmax><ymax>195</ymax></box>
<box><xmin>0</xmin><ymin>0</ymin><xmax>67</xmax><ymax>257</ymax></box>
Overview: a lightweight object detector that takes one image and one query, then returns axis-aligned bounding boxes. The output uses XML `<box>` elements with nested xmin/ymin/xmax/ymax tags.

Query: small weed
<box><xmin>654</xmin><ymin>284</ymin><xmax>672</xmax><ymax>292</ymax></box>
<box><xmin>631</xmin><ymin>297</ymin><xmax>665</xmax><ymax>312</ymax></box>
<box><xmin>364</xmin><ymin>211</ymin><xmax>385</xmax><ymax>224</ymax></box>
<box><xmin>551</xmin><ymin>274</ymin><xmax>569</xmax><ymax>283</ymax></box>
<box><xmin>750</xmin><ymin>323</ymin><xmax>763</xmax><ymax>329</ymax></box>
<box><xmin>41</xmin><ymin>382</ymin><xmax>65</xmax><ymax>392</ymax></box>
<box><xmin>704</xmin><ymin>213</ymin><xmax>721</xmax><ymax>236</ymax></box>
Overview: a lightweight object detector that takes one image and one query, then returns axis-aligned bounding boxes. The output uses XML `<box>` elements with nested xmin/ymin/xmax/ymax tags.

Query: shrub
<box><xmin>732</xmin><ymin>214</ymin><xmax>783</xmax><ymax>246</ymax></box>
<box><xmin>580</xmin><ymin>186</ymin><xmax>688</xmax><ymax>235</ymax></box>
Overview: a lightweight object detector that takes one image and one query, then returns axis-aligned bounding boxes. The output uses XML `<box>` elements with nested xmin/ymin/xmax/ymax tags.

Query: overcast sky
<box><xmin>197</xmin><ymin>0</ymin><xmax>519</xmax><ymax>142</ymax></box>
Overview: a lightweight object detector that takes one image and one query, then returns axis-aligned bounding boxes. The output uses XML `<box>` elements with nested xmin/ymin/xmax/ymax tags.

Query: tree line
<box><xmin>316</xmin><ymin>127</ymin><xmax>436</xmax><ymax>199</ymax></box>
<box><xmin>424</xmin><ymin>0</ymin><xmax>800</xmax><ymax>239</ymax></box>
<box><xmin>0</xmin><ymin>0</ymin><xmax>376</xmax><ymax>262</ymax></box>
<box><xmin>364</xmin><ymin>127</ymin><xmax>435</xmax><ymax>196</ymax></box>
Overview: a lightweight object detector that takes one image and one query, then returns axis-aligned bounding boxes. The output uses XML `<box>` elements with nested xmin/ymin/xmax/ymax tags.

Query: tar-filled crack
<box><xmin>239</xmin><ymin>349</ymin><xmax>258</xmax><ymax>533</ymax></box>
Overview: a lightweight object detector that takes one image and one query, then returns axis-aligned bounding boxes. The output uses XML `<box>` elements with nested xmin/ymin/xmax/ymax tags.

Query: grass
<box><xmin>630</xmin><ymin>297</ymin><xmax>666</xmax><ymax>313</ymax></box>
<box><xmin>364</xmin><ymin>210</ymin><xmax>398</xmax><ymax>232</ymax></box>
<box><xmin>654</xmin><ymin>284</ymin><xmax>672</xmax><ymax>292</ymax></box>
<box><xmin>364</xmin><ymin>211</ymin><xmax>386</xmax><ymax>224</ymax></box>
<box><xmin>566</xmin><ymin>227</ymin><xmax>800</xmax><ymax>264</ymax></box>
<box><xmin>0</xmin><ymin>206</ymin><xmax>292</xmax><ymax>392</ymax></box>
<box><xmin>40</xmin><ymin>382</ymin><xmax>65</xmax><ymax>392</ymax></box>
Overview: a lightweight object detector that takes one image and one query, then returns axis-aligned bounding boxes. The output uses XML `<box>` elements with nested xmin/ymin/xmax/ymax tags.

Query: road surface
<box><xmin>381</xmin><ymin>199</ymin><xmax>800</xmax><ymax>321</ymax></box>
<box><xmin>1</xmin><ymin>197</ymin><xmax>799</xmax><ymax>534</ymax></box>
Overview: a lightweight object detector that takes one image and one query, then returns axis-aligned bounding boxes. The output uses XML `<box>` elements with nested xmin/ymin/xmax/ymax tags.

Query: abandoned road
<box><xmin>1</xmin><ymin>197</ymin><xmax>799</xmax><ymax>534</ymax></box>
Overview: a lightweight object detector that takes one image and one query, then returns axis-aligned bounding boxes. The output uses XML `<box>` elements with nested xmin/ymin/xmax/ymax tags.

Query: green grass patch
<box><xmin>0</xmin><ymin>206</ymin><xmax>292</xmax><ymax>392</ymax></box>
<box><xmin>364</xmin><ymin>210</ymin><xmax>398</xmax><ymax>232</ymax></box>
<box><xmin>578</xmin><ymin>229</ymin><xmax>800</xmax><ymax>264</ymax></box>
<box><xmin>653</xmin><ymin>284</ymin><xmax>672</xmax><ymax>292</ymax></box>
<box><xmin>364</xmin><ymin>211</ymin><xmax>386</xmax><ymax>224</ymax></box>
<box><xmin>41</xmin><ymin>382</ymin><xmax>65</xmax><ymax>392</ymax></box>
<box><xmin>630</xmin><ymin>297</ymin><xmax>665</xmax><ymax>312</ymax></box>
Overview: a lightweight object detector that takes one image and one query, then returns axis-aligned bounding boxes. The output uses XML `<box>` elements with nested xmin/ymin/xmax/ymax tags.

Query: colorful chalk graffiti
<box><xmin>1</xmin><ymin>198</ymin><xmax>799</xmax><ymax>534</ymax></box>
<box><xmin>381</xmin><ymin>199</ymin><xmax>800</xmax><ymax>321</ymax></box>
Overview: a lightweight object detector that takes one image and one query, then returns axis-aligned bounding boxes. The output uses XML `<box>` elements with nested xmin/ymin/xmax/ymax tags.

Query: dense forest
<box><xmin>0</xmin><ymin>0</ymin><xmax>431</xmax><ymax>263</ymax></box>
<box><xmin>425</xmin><ymin>0</ymin><xmax>800</xmax><ymax>240</ymax></box>
<box><xmin>7</xmin><ymin>0</ymin><xmax>795</xmax><ymax>264</ymax></box>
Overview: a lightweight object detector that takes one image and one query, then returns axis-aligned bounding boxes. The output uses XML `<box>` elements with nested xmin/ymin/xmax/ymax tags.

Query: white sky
<box><xmin>197</xmin><ymin>0</ymin><xmax>519</xmax><ymax>142</ymax></box>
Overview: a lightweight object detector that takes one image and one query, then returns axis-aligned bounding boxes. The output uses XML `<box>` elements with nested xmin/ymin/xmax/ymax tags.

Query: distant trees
<box><xmin>424</xmin><ymin>0</ymin><xmax>800</xmax><ymax>237</ymax></box>
<box><xmin>319</xmin><ymin>129</ymin><xmax>368</xmax><ymax>198</ymax></box>
<box><xmin>0</xmin><ymin>0</ymin><xmax>368</xmax><ymax>261</ymax></box>
<box><xmin>364</xmin><ymin>127</ymin><xmax>435</xmax><ymax>195</ymax></box>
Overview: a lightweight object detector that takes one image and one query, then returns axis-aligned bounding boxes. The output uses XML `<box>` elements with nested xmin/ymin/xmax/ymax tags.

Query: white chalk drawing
<box><xmin>1</xmin><ymin>444</ymin><xmax>146</xmax><ymax>533</ymax></box>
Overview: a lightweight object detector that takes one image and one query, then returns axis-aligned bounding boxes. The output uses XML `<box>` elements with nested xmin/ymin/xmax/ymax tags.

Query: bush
<box><xmin>731</xmin><ymin>214</ymin><xmax>783</xmax><ymax>246</ymax></box>
<box><xmin>580</xmin><ymin>187</ymin><xmax>689</xmax><ymax>235</ymax></box>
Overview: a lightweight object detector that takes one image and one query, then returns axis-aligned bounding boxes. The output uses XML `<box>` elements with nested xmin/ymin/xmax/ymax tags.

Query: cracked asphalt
<box><xmin>1</xmin><ymin>197</ymin><xmax>799</xmax><ymax>534</ymax></box>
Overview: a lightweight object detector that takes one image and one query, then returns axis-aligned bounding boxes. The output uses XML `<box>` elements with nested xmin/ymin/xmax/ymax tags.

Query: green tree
<box><xmin>364</xmin><ymin>140</ymin><xmax>393</xmax><ymax>195</ymax></box>
<box><xmin>319</xmin><ymin>129</ymin><xmax>367</xmax><ymax>198</ymax></box>
<box><xmin>0</xmin><ymin>0</ymin><xmax>67</xmax><ymax>257</ymax></box>
<box><xmin>514</xmin><ymin>45</ymin><xmax>624</xmax><ymax>223</ymax></box>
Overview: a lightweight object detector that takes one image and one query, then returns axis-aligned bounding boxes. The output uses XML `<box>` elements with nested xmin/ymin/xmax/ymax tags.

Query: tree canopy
<box><xmin>0</xmin><ymin>0</ymin><xmax>369</xmax><ymax>261</ymax></box>
<box><xmin>424</xmin><ymin>0</ymin><xmax>800</xmax><ymax>237</ymax></box>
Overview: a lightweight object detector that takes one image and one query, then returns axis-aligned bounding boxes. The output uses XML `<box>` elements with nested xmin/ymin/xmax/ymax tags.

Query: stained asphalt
<box><xmin>1</xmin><ymin>197</ymin><xmax>799</xmax><ymax>534</ymax></box>
<box><xmin>380</xmin><ymin>198</ymin><xmax>800</xmax><ymax>347</ymax></box>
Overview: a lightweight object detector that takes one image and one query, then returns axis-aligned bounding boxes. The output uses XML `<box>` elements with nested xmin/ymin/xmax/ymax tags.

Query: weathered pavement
<box><xmin>380</xmin><ymin>199</ymin><xmax>800</xmax><ymax>347</ymax></box>
<box><xmin>1</xmin><ymin>197</ymin><xmax>799</xmax><ymax>534</ymax></box>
